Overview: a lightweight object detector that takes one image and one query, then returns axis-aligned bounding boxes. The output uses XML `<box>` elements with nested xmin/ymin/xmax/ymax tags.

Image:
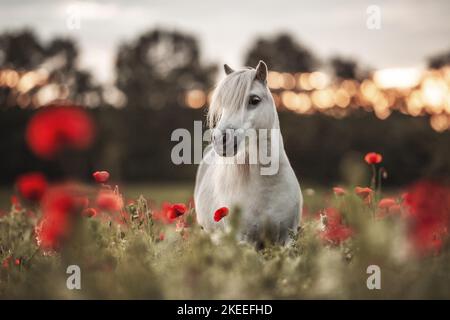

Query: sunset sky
<box><xmin>1</xmin><ymin>0</ymin><xmax>449</xmax><ymax>83</ymax></box>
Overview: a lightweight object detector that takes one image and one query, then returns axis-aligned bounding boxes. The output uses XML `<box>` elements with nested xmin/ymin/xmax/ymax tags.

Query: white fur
<box><xmin>194</xmin><ymin>63</ymin><xmax>302</xmax><ymax>245</ymax></box>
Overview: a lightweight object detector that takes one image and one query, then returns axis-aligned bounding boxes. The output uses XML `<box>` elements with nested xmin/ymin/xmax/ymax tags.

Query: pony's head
<box><xmin>208</xmin><ymin>60</ymin><xmax>278</xmax><ymax>157</ymax></box>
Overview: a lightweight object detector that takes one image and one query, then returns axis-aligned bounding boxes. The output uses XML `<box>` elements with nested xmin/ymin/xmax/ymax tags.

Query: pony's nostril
<box><xmin>222</xmin><ymin>133</ymin><xmax>227</xmax><ymax>145</ymax></box>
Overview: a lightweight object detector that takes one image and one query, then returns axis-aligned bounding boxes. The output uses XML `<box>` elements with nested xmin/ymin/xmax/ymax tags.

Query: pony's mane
<box><xmin>207</xmin><ymin>68</ymin><xmax>256</xmax><ymax>128</ymax></box>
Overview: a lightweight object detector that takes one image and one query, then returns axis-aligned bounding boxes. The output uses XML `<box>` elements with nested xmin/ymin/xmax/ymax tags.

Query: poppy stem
<box><xmin>377</xmin><ymin>167</ymin><xmax>383</xmax><ymax>198</ymax></box>
<box><xmin>371</xmin><ymin>165</ymin><xmax>376</xmax><ymax>190</ymax></box>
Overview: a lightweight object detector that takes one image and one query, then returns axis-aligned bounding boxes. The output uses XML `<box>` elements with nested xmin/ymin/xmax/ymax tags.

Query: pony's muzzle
<box><xmin>212</xmin><ymin>128</ymin><xmax>238</xmax><ymax>157</ymax></box>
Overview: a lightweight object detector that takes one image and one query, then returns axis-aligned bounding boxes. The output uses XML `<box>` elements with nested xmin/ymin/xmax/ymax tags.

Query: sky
<box><xmin>0</xmin><ymin>0</ymin><xmax>449</xmax><ymax>84</ymax></box>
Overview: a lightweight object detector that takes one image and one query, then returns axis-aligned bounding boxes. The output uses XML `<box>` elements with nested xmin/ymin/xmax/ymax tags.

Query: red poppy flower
<box><xmin>14</xmin><ymin>258</ymin><xmax>21</xmax><ymax>266</ymax></box>
<box><xmin>378</xmin><ymin>198</ymin><xmax>396</xmax><ymax>209</ymax></box>
<box><xmin>404</xmin><ymin>180</ymin><xmax>450</xmax><ymax>255</ymax></box>
<box><xmin>82</xmin><ymin>207</ymin><xmax>97</xmax><ymax>218</ymax></box>
<box><xmin>10</xmin><ymin>195</ymin><xmax>22</xmax><ymax>211</ymax></box>
<box><xmin>364</xmin><ymin>152</ymin><xmax>382</xmax><ymax>165</ymax></box>
<box><xmin>35</xmin><ymin>219</ymin><xmax>63</xmax><ymax>251</ymax></box>
<box><xmin>214</xmin><ymin>207</ymin><xmax>229</xmax><ymax>222</ymax></box>
<box><xmin>319</xmin><ymin>207</ymin><xmax>353</xmax><ymax>245</ymax></box>
<box><xmin>355</xmin><ymin>186</ymin><xmax>373</xmax><ymax>204</ymax></box>
<box><xmin>15</xmin><ymin>172</ymin><xmax>48</xmax><ymax>202</ymax></box>
<box><xmin>151</xmin><ymin>202</ymin><xmax>188</xmax><ymax>224</ymax></box>
<box><xmin>96</xmin><ymin>190</ymin><xmax>124</xmax><ymax>212</ymax></box>
<box><xmin>333</xmin><ymin>187</ymin><xmax>346</xmax><ymax>196</ymax></box>
<box><xmin>93</xmin><ymin>171</ymin><xmax>110</xmax><ymax>183</ymax></box>
<box><xmin>167</xmin><ymin>203</ymin><xmax>187</xmax><ymax>220</ymax></box>
<box><xmin>376</xmin><ymin>198</ymin><xmax>401</xmax><ymax>218</ymax></box>
<box><xmin>35</xmin><ymin>184</ymin><xmax>85</xmax><ymax>251</ymax></box>
<box><xmin>2</xmin><ymin>256</ymin><xmax>11</xmax><ymax>269</ymax></box>
<box><xmin>26</xmin><ymin>105</ymin><xmax>95</xmax><ymax>159</ymax></box>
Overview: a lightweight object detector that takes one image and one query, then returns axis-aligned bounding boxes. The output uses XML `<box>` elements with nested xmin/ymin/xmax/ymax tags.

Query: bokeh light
<box><xmin>182</xmin><ymin>66</ymin><xmax>450</xmax><ymax>132</ymax></box>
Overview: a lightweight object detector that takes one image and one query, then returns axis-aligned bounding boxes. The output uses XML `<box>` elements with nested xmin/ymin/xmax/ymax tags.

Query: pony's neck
<box><xmin>216</xmin><ymin>128</ymin><xmax>285</xmax><ymax>184</ymax></box>
<box><xmin>214</xmin><ymin>108</ymin><xmax>284</xmax><ymax>185</ymax></box>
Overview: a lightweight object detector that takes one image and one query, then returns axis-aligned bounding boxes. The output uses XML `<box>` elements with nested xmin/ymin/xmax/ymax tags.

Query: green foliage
<box><xmin>0</xmin><ymin>191</ymin><xmax>449</xmax><ymax>299</ymax></box>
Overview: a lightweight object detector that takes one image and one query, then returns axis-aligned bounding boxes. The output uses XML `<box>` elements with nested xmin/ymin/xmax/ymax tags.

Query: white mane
<box><xmin>207</xmin><ymin>68</ymin><xmax>256</xmax><ymax>128</ymax></box>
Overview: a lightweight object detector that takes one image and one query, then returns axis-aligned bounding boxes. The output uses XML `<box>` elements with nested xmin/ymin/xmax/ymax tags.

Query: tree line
<box><xmin>0</xmin><ymin>29</ymin><xmax>449</xmax><ymax>186</ymax></box>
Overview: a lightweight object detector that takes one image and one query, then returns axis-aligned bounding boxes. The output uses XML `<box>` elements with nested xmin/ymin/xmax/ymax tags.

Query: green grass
<box><xmin>1</xmin><ymin>183</ymin><xmax>194</xmax><ymax>211</ymax></box>
<box><xmin>0</xmin><ymin>187</ymin><xmax>13</xmax><ymax>212</ymax></box>
<box><xmin>1</xmin><ymin>183</ymin><xmax>449</xmax><ymax>299</ymax></box>
<box><xmin>121</xmin><ymin>182</ymin><xmax>194</xmax><ymax>204</ymax></box>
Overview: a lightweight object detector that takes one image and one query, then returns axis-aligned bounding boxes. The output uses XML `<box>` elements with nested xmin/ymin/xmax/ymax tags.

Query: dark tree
<box><xmin>428</xmin><ymin>50</ymin><xmax>450</xmax><ymax>69</ymax></box>
<box><xmin>244</xmin><ymin>33</ymin><xmax>318</xmax><ymax>72</ymax></box>
<box><xmin>45</xmin><ymin>38</ymin><xmax>78</xmax><ymax>72</ymax></box>
<box><xmin>115</xmin><ymin>29</ymin><xmax>216</xmax><ymax>109</ymax></box>
<box><xmin>44</xmin><ymin>38</ymin><xmax>103</xmax><ymax>107</ymax></box>
<box><xmin>0</xmin><ymin>29</ymin><xmax>103</xmax><ymax>108</ymax></box>
<box><xmin>330</xmin><ymin>56</ymin><xmax>358</xmax><ymax>79</ymax></box>
<box><xmin>0</xmin><ymin>30</ymin><xmax>44</xmax><ymax>70</ymax></box>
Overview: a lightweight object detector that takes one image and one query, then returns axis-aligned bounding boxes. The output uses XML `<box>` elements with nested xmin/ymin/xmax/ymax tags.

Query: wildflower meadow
<box><xmin>1</xmin><ymin>104</ymin><xmax>449</xmax><ymax>299</ymax></box>
<box><xmin>1</xmin><ymin>1</ymin><xmax>450</xmax><ymax>303</ymax></box>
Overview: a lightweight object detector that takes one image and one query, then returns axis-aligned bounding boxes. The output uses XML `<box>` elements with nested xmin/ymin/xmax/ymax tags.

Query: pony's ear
<box><xmin>255</xmin><ymin>60</ymin><xmax>268</xmax><ymax>82</ymax></box>
<box><xmin>224</xmin><ymin>64</ymin><xmax>234</xmax><ymax>75</ymax></box>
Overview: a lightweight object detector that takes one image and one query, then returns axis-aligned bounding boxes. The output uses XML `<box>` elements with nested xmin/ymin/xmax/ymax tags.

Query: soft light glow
<box><xmin>309</xmin><ymin>71</ymin><xmax>329</xmax><ymax>90</ymax></box>
<box><xmin>406</xmin><ymin>90</ymin><xmax>423</xmax><ymax>116</ymax></box>
<box><xmin>421</xmin><ymin>77</ymin><xmax>447</xmax><ymax>109</ymax></box>
<box><xmin>185</xmin><ymin>89</ymin><xmax>206</xmax><ymax>109</ymax></box>
<box><xmin>5</xmin><ymin>70</ymin><xmax>19</xmax><ymax>88</ymax></box>
<box><xmin>430</xmin><ymin>114</ymin><xmax>449</xmax><ymax>132</ymax></box>
<box><xmin>268</xmin><ymin>71</ymin><xmax>283</xmax><ymax>90</ymax></box>
<box><xmin>103</xmin><ymin>86</ymin><xmax>126</xmax><ymax>108</ymax></box>
<box><xmin>334</xmin><ymin>89</ymin><xmax>351</xmax><ymax>108</ymax></box>
<box><xmin>361</xmin><ymin>80</ymin><xmax>378</xmax><ymax>102</ymax></box>
<box><xmin>340</xmin><ymin>80</ymin><xmax>358</xmax><ymax>96</ymax></box>
<box><xmin>298</xmin><ymin>73</ymin><xmax>312</xmax><ymax>91</ymax></box>
<box><xmin>375</xmin><ymin>108</ymin><xmax>391</xmax><ymax>120</ymax></box>
<box><xmin>18</xmin><ymin>72</ymin><xmax>38</xmax><ymax>93</ymax></box>
<box><xmin>281</xmin><ymin>91</ymin><xmax>299</xmax><ymax>111</ymax></box>
<box><xmin>311</xmin><ymin>89</ymin><xmax>334</xmax><ymax>109</ymax></box>
<box><xmin>281</xmin><ymin>73</ymin><xmax>296</xmax><ymax>90</ymax></box>
<box><xmin>374</xmin><ymin>68</ymin><xmax>422</xmax><ymax>89</ymax></box>
<box><xmin>36</xmin><ymin>84</ymin><xmax>60</xmax><ymax>106</ymax></box>
<box><xmin>296</xmin><ymin>93</ymin><xmax>312</xmax><ymax>113</ymax></box>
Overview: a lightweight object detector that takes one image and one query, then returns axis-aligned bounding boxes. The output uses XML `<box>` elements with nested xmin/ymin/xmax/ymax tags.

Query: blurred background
<box><xmin>1</xmin><ymin>0</ymin><xmax>450</xmax><ymax>198</ymax></box>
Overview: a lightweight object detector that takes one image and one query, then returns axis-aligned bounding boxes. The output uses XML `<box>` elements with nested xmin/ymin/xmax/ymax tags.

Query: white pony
<box><xmin>194</xmin><ymin>61</ymin><xmax>302</xmax><ymax>246</ymax></box>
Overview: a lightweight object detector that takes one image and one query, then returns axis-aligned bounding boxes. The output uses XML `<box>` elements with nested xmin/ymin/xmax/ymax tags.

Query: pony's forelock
<box><xmin>207</xmin><ymin>69</ymin><xmax>256</xmax><ymax>128</ymax></box>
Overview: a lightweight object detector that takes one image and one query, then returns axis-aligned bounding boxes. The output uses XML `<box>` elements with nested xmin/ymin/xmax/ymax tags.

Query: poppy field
<box><xmin>1</xmin><ymin>104</ymin><xmax>450</xmax><ymax>299</ymax></box>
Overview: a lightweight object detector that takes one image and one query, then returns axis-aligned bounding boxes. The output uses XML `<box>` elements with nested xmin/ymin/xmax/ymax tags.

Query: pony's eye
<box><xmin>248</xmin><ymin>95</ymin><xmax>261</xmax><ymax>106</ymax></box>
